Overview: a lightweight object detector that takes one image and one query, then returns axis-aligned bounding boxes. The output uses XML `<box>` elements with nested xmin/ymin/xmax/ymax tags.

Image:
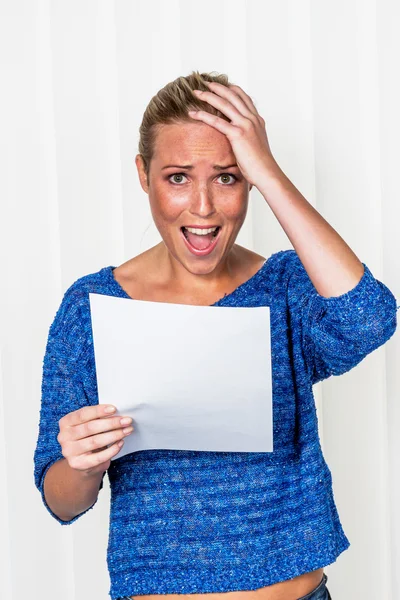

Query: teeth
<box><xmin>184</xmin><ymin>227</ymin><xmax>218</xmax><ymax>235</ymax></box>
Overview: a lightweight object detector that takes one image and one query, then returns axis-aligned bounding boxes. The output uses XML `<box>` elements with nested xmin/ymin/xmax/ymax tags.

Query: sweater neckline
<box><xmin>105</xmin><ymin>255</ymin><xmax>271</xmax><ymax>307</ymax></box>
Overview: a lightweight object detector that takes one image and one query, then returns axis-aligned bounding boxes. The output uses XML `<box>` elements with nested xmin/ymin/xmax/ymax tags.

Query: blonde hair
<box><xmin>138</xmin><ymin>70</ymin><xmax>233</xmax><ymax>179</ymax></box>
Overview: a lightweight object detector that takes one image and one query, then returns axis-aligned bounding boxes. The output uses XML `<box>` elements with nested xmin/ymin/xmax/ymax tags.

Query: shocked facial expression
<box><xmin>135</xmin><ymin>120</ymin><xmax>252</xmax><ymax>275</ymax></box>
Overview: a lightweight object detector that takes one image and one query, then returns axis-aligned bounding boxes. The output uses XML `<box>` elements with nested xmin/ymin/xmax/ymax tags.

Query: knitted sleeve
<box><xmin>33</xmin><ymin>282</ymin><xmax>106</xmax><ymax>525</ymax></box>
<box><xmin>286</xmin><ymin>250</ymin><xmax>399</xmax><ymax>385</ymax></box>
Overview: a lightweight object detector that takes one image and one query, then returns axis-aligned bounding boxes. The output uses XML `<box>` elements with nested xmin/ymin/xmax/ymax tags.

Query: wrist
<box><xmin>81</xmin><ymin>467</ymin><xmax>107</xmax><ymax>481</ymax></box>
<box><xmin>62</xmin><ymin>458</ymin><xmax>106</xmax><ymax>482</ymax></box>
<box><xmin>256</xmin><ymin>160</ymin><xmax>290</xmax><ymax>199</ymax></box>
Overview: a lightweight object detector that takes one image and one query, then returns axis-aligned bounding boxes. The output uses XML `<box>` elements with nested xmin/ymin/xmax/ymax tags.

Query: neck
<box><xmin>153</xmin><ymin>242</ymin><xmax>240</xmax><ymax>295</ymax></box>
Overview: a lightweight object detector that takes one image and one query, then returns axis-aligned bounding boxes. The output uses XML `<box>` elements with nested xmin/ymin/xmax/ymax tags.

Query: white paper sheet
<box><xmin>89</xmin><ymin>293</ymin><xmax>273</xmax><ymax>460</ymax></box>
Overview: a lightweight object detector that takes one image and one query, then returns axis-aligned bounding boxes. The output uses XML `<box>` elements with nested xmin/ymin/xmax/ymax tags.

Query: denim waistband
<box><xmin>298</xmin><ymin>573</ymin><xmax>330</xmax><ymax>600</ymax></box>
<box><xmin>118</xmin><ymin>574</ymin><xmax>330</xmax><ymax>600</ymax></box>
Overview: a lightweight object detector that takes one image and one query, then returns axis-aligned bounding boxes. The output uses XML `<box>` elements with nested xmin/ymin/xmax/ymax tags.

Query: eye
<box><xmin>168</xmin><ymin>173</ymin><xmax>238</xmax><ymax>185</ymax></box>
<box><xmin>168</xmin><ymin>173</ymin><xmax>188</xmax><ymax>184</ymax></box>
<box><xmin>218</xmin><ymin>173</ymin><xmax>237</xmax><ymax>185</ymax></box>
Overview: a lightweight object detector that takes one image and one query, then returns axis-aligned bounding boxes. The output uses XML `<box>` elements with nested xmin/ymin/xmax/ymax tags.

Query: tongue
<box><xmin>186</xmin><ymin>231</ymin><xmax>215</xmax><ymax>250</ymax></box>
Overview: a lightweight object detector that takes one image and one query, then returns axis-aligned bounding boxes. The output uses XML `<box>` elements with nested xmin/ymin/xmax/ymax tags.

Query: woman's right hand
<box><xmin>57</xmin><ymin>404</ymin><xmax>134</xmax><ymax>476</ymax></box>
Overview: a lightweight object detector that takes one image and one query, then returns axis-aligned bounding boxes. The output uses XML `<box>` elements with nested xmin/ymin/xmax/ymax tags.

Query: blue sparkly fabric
<box><xmin>33</xmin><ymin>249</ymin><xmax>398</xmax><ymax>599</ymax></box>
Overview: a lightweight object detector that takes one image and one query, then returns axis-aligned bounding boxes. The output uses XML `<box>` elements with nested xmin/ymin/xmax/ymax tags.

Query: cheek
<box><xmin>150</xmin><ymin>188</ymin><xmax>188</xmax><ymax>224</ymax></box>
<box><xmin>219</xmin><ymin>197</ymin><xmax>248</xmax><ymax>222</ymax></box>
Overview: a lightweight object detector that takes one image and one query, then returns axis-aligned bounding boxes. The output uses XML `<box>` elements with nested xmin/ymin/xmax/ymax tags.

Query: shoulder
<box><xmin>268</xmin><ymin>248</ymin><xmax>305</xmax><ymax>273</ymax></box>
<box><xmin>54</xmin><ymin>266</ymin><xmax>110</xmax><ymax>315</ymax></box>
<box><xmin>265</xmin><ymin>249</ymin><xmax>316</xmax><ymax>302</ymax></box>
<box><xmin>45</xmin><ymin>266</ymin><xmax>112</xmax><ymax>353</ymax></box>
<box><xmin>64</xmin><ymin>265</ymin><xmax>112</xmax><ymax>300</ymax></box>
<box><xmin>266</xmin><ymin>248</ymin><xmax>304</xmax><ymax>283</ymax></box>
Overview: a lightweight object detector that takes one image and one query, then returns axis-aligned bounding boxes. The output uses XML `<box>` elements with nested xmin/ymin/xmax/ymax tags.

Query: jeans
<box><xmin>118</xmin><ymin>573</ymin><xmax>332</xmax><ymax>600</ymax></box>
<box><xmin>298</xmin><ymin>573</ymin><xmax>332</xmax><ymax>599</ymax></box>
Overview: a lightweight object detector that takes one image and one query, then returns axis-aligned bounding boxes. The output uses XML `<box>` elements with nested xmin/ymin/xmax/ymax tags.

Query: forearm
<box><xmin>43</xmin><ymin>457</ymin><xmax>104</xmax><ymax>522</ymax></box>
<box><xmin>257</xmin><ymin>160</ymin><xmax>365</xmax><ymax>298</ymax></box>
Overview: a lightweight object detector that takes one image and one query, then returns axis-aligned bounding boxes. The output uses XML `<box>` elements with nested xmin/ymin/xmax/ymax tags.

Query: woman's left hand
<box><xmin>189</xmin><ymin>81</ymin><xmax>278</xmax><ymax>188</ymax></box>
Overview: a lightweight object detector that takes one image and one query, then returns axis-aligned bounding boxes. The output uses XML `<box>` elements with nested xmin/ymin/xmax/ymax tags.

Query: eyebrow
<box><xmin>161</xmin><ymin>163</ymin><xmax>238</xmax><ymax>171</ymax></box>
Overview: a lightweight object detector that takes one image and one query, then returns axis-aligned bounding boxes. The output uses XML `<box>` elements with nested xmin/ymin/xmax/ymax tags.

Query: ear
<box><xmin>135</xmin><ymin>154</ymin><xmax>149</xmax><ymax>193</ymax></box>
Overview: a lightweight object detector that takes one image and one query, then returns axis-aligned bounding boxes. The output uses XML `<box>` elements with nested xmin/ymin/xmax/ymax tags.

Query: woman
<box><xmin>34</xmin><ymin>71</ymin><xmax>398</xmax><ymax>600</ymax></box>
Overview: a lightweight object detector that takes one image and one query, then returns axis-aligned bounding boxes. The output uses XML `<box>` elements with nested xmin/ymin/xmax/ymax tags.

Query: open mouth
<box><xmin>180</xmin><ymin>226</ymin><xmax>221</xmax><ymax>255</ymax></box>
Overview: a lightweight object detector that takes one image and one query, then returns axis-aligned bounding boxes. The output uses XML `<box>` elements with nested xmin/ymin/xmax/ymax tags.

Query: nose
<box><xmin>189</xmin><ymin>187</ymin><xmax>216</xmax><ymax>219</ymax></box>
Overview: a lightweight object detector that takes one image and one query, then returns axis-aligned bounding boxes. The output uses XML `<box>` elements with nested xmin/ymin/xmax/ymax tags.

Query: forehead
<box><xmin>152</xmin><ymin>122</ymin><xmax>234</xmax><ymax>165</ymax></box>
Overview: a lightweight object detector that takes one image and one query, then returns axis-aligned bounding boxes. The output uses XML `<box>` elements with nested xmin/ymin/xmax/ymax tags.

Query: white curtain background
<box><xmin>1</xmin><ymin>1</ymin><xmax>399</xmax><ymax>599</ymax></box>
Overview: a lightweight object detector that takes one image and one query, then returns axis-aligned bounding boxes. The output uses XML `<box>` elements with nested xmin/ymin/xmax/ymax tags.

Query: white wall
<box><xmin>0</xmin><ymin>1</ymin><xmax>399</xmax><ymax>599</ymax></box>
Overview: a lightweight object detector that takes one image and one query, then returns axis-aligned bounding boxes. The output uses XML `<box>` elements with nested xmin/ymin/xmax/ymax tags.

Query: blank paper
<box><xmin>88</xmin><ymin>293</ymin><xmax>273</xmax><ymax>460</ymax></box>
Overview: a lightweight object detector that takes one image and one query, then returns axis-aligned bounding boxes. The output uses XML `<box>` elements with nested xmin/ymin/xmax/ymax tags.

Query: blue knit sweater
<box><xmin>34</xmin><ymin>249</ymin><xmax>398</xmax><ymax>599</ymax></box>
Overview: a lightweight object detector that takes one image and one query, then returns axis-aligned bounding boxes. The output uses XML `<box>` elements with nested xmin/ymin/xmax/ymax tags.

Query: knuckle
<box><xmin>84</xmin><ymin>420</ymin><xmax>95</xmax><ymax>436</ymax></box>
<box><xmin>93</xmin><ymin>452</ymin><xmax>105</xmax><ymax>466</ymax></box>
<box><xmin>234</xmin><ymin>127</ymin><xmax>247</xmax><ymax>139</ymax></box>
<box><xmin>88</xmin><ymin>435</ymin><xmax>98</xmax><ymax>450</ymax></box>
<box><xmin>61</xmin><ymin>442</ymin><xmax>72</xmax><ymax>458</ymax></box>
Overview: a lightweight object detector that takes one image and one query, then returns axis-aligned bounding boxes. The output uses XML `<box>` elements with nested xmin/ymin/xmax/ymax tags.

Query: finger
<box><xmin>188</xmin><ymin>110</ymin><xmax>238</xmax><ymax>135</ymax></box>
<box><xmin>192</xmin><ymin>88</ymin><xmax>253</xmax><ymax>125</ymax></box>
<box><xmin>71</xmin><ymin>439</ymin><xmax>125</xmax><ymax>470</ymax></box>
<box><xmin>67</xmin><ymin>414</ymin><xmax>133</xmax><ymax>442</ymax></box>
<box><xmin>76</xmin><ymin>424</ymin><xmax>133</xmax><ymax>456</ymax></box>
<box><xmin>227</xmin><ymin>83</ymin><xmax>262</xmax><ymax>116</ymax></box>
<box><xmin>205</xmin><ymin>81</ymin><xmax>261</xmax><ymax>119</ymax></box>
<box><xmin>60</xmin><ymin>404</ymin><xmax>118</xmax><ymax>429</ymax></box>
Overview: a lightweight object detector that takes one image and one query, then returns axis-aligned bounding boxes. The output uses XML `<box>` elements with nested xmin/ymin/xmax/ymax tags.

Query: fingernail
<box><xmin>105</xmin><ymin>406</ymin><xmax>116</xmax><ymax>413</ymax></box>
